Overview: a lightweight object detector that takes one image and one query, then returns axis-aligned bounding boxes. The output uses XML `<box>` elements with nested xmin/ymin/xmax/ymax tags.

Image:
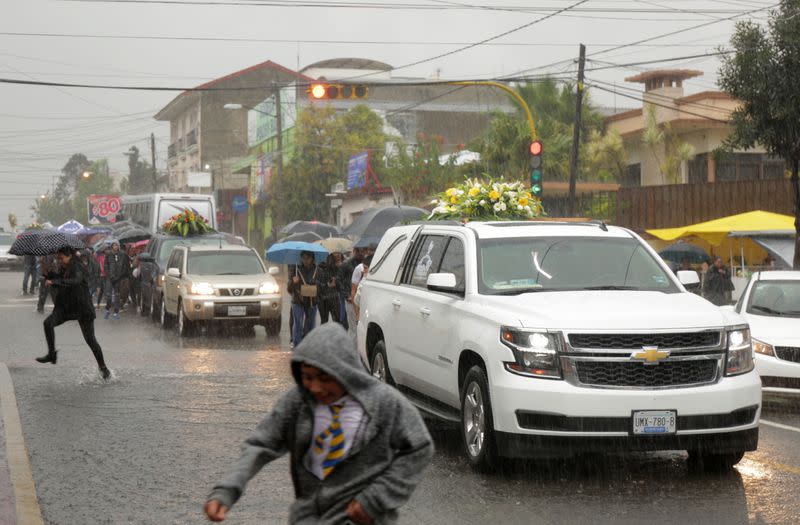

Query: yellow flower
<box><xmin>446</xmin><ymin>188</ymin><xmax>457</xmax><ymax>197</ymax></box>
<box><xmin>489</xmin><ymin>190</ymin><xmax>501</xmax><ymax>201</ymax></box>
<box><xmin>518</xmin><ymin>197</ymin><xmax>529</xmax><ymax>207</ymax></box>
<box><xmin>450</xmin><ymin>196</ymin><xmax>458</xmax><ymax>204</ymax></box>
<box><xmin>523</xmin><ymin>192</ymin><xmax>531</xmax><ymax>199</ymax></box>
<box><xmin>468</xmin><ymin>187</ymin><xmax>480</xmax><ymax>197</ymax></box>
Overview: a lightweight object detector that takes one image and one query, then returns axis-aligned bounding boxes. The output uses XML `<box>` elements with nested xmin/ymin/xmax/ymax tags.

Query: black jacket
<box><xmin>104</xmin><ymin>251</ymin><xmax>130</xmax><ymax>283</ymax></box>
<box><xmin>315</xmin><ymin>262</ymin><xmax>340</xmax><ymax>302</ymax></box>
<box><xmin>48</xmin><ymin>261</ymin><xmax>96</xmax><ymax>321</ymax></box>
<box><xmin>287</xmin><ymin>263</ymin><xmax>318</xmax><ymax>308</ymax></box>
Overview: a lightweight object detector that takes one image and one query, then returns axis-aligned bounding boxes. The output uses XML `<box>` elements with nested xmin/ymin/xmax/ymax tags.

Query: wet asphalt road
<box><xmin>1</xmin><ymin>270</ymin><xmax>799</xmax><ymax>525</ymax></box>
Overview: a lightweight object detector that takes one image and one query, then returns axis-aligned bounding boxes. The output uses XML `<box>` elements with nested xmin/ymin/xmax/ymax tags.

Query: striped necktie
<box><xmin>313</xmin><ymin>403</ymin><xmax>346</xmax><ymax>479</ymax></box>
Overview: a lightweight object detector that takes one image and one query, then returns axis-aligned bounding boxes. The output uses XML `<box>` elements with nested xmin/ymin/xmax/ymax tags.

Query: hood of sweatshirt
<box><xmin>291</xmin><ymin>323</ymin><xmax>378</xmax><ymax>415</ymax></box>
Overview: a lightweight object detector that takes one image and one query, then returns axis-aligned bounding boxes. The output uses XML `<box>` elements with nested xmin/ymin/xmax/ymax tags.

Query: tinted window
<box><xmin>0</xmin><ymin>233</ymin><xmax>14</xmax><ymax>245</ymax></box>
<box><xmin>167</xmin><ymin>250</ymin><xmax>182</xmax><ymax>270</ymax></box>
<box><xmin>157</xmin><ymin>237</ymin><xmax>227</xmax><ymax>266</ymax></box>
<box><xmin>478</xmin><ymin>236</ymin><xmax>679</xmax><ymax>294</ymax></box>
<box><xmin>406</xmin><ymin>235</ymin><xmax>447</xmax><ymax>287</ymax></box>
<box><xmin>746</xmin><ymin>280</ymin><xmax>800</xmax><ymax>317</ymax></box>
<box><xmin>438</xmin><ymin>238</ymin><xmax>466</xmax><ymax>292</ymax></box>
<box><xmin>187</xmin><ymin>251</ymin><xmax>265</xmax><ymax>276</ymax></box>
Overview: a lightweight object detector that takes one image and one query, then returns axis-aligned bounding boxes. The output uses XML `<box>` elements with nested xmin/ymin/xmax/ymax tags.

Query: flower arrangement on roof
<box><xmin>25</xmin><ymin>222</ymin><xmax>44</xmax><ymax>230</ymax></box>
<box><xmin>428</xmin><ymin>177</ymin><xmax>545</xmax><ymax>221</ymax></box>
<box><xmin>162</xmin><ymin>209</ymin><xmax>214</xmax><ymax>237</ymax></box>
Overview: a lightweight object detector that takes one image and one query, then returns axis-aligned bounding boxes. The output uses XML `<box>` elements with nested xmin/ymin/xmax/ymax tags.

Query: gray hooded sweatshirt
<box><xmin>207</xmin><ymin>323</ymin><xmax>434</xmax><ymax>524</ymax></box>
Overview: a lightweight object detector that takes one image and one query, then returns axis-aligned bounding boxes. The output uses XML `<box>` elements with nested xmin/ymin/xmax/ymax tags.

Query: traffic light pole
<box><xmin>568</xmin><ymin>44</ymin><xmax>586</xmax><ymax>216</ymax></box>
<box><xmin>449</xmin><ymin>81</ymin><xmax>538</xmax><ymax>141</ymax></box>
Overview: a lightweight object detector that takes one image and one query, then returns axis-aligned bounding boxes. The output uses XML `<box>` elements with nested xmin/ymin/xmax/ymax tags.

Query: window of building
<box><xmin>622</xmin><ymin>164</ymin><xmax>641</xmax><ymax>187</ymax></box>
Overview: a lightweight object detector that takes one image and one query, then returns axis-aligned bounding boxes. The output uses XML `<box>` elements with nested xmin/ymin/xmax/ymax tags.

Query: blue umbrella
<box><xmin>266</xmin><ymin>241</ymin><xmax>329</xmax><ymax>264</ymax></box>
<box><xmin>57</xmin><ymin>220</ymin><xmax>84</xmax><ymax>233</ymax></box>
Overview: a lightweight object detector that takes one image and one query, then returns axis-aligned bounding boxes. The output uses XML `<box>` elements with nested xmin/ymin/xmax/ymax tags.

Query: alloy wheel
<box><xmin>372</xmin><ymin>352</ymin><xmax>386</xmax><ymax>382</ymax></box>
<box><xmin>463</xmin><ymin>381</ymin><xmax>485</xmax><ymax>458</ymax></box>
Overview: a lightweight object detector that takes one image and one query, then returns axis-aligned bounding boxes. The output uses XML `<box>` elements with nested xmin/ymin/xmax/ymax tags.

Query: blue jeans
<box><xmin>338</xmin><ymin>293</ymin><xmax>349</xmax><ymax>329</ymax></box>
<box><xmin>291</xmin><ymin>303</ymin><xmax>317</xmax><ymax>347</ymax></box>
<box><xmin>22</xmin><ymin>265</ymin><xmax>38</xmax><ymax>293</ymax></box>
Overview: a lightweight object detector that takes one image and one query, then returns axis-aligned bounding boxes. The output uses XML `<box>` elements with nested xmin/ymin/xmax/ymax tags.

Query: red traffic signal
<box><xmin>529</xmin><ymin>140</ymin><xmax>543</xmax><ymax>156</ymax></box>
<box><xmin>308</xmin><ymin>83</ymin><xmax>369</xmax><ymax>100</ymax></box>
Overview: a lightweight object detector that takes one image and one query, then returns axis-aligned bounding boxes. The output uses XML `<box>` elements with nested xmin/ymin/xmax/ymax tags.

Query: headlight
<box><xmin>752</xmin><ymin>338</ymin><xmax>775</xmax><ymax>357</ymax></box>
<box><xmin>189</xmin><ymin>282</ymin><xmax>215</xmax><ymax>295</ymax></box>
<box><xmin>259</xmin><ymin>282</ymin><xmax>280</xmax><ymax>294</ymax></box>
<box><xmin>500</xmin><ymin>326</ymin><xmax>563</xmax><ymax>379</ymax></box>
<box><xmin>158</xmin><ymin>274</ymin><xmax>166</xmax><ymax>285</ymax></box>
<box><xmin>725</xmin><ymin>328</ymin><xmax>754</xmax><ymax>376</ymax></box>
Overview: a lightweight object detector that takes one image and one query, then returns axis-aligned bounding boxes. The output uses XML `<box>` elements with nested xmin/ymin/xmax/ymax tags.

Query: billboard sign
<box><xmin>232</xmin><ymin>195</ymin><xmax>249</xmax><ymax>213</ymax></box>
<box><xmin>347</xmin><ymin>152</ymin><xmax>369</xmax><ymax>190</ymax></box>
<box><xmin>87</xmin><ymin>195</ymin><xmax>121</xmax><ymax>224</ymax></box>
<box><xmin>247</xmin><ymin>84</ymin><xmax>298</xmax><ymax>147</ymax></box>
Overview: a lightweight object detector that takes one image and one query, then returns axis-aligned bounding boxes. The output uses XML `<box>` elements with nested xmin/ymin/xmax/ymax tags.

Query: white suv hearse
<box><xmin>357</xmin><ymin>221</ymin><xmax>761</xmax><ymax>471</ymax></box>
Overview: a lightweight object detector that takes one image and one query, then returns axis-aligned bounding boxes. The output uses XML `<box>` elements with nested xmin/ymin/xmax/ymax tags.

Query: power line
<box><xmin>586</xmin><ymin>78</ymin><xmax>733</xmax><ymax>113</ymax></box>
<box><xmin>581</xmin><ymin>50</ymin><xmax>733</xmax><ymax>72</ymax></box>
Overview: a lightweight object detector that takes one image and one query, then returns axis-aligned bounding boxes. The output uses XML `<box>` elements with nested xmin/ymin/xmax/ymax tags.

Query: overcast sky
<box><xmin>0</xmin><ymin>0</ymin><xmax>774</xmax><ymax>228</ymax></box>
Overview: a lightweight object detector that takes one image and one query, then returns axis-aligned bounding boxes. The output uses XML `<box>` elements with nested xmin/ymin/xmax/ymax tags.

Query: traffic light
<box><xmin>308</xmin><ymin>83</ymin><xmax>369</xmax><ymax>100</ymax></box>
<box><xmin>529</xmin><ymin>140</ymin><xmax>543</xmax><ymax>198</ymax></box>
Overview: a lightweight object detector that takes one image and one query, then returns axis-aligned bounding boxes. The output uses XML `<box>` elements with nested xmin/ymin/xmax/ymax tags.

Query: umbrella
<box><xmin>280</xmin><ymin>220</ymin><xmax>341</xmax><ymax>239</ymax></box>
<box><xmin>658</xmin><ymin>241</ymin><xmax>711</xmax><ymax>265</ymax></box>
<box><xmin>315</xmin><ymin>237</ymin><xmax>353</xmax><ymax>254</ymax></box>
<box><xmin>280</xmin><ymin>231</ymin><xmax>324</xmax><ymax>244</ymax></box>
<box><xmin>57</xmin><ymin>220</ymin><xmax>85</xmax><ymax>233</ymax></box>
<box><xmin>266</xmin><ymin>241</ymin><xmax>329</xmax><ymax>264</ymax></box>
<box><xmin>344</xmin><ymin>206</ymin><xmax>427</xmax><ymax>248</ymax></box>
<box><xmin>117</xmin><ymin>226</ymin><xmax>151</xmax><ymax>244</ymax></box>
<box><xmin>9</xmin><ymin>230</ymin><xmax>85</xmax><ymax>256</ymax></box>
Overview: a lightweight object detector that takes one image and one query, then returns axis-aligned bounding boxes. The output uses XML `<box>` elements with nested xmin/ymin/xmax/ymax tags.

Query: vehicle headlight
<box><xmin>725</xmin><ymin>327</ymin><xmax>754</xmax><ymax>376</ymax></box>
<box><xmin>189</xmin><ymin>282</ymin><xmax>215</xmax><ymax>295</ymax></box>
<box><xmin>500</xmin><ymin>326</ymin><xmax>563</xmax><ymax>379</ymax></box>
<box><xmin>259</xmin><ymin>281</ymin><xmax>280</xmax><ymax>295</ymax></box>
<box><xmin>752</xmin><ymin>338</ymin><xmax>775</xmax><ymax>357</ymax></box>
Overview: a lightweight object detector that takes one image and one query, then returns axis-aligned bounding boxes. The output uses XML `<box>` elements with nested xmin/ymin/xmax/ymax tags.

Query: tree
<box><xmin>718</xmin><ymin>0</ymin><xmax>800</xmax><ymax>268</ymax></box>
<box><xmin>74</xmin><ymin>160</ymin><xmax>116</xmax><ymax>223</ymax></box>
<box><xmin>641</xmin><ymin>106</ymin><xmax>695</xmax><ymax>184</ymax></box>
<box><xmin>585</xmin><ymin>129</ymin><xmax>628</xmax><ymax>182</ymax></box>
<box><xmin>382</xmin><ymin>133</ymin><xmax>465</xmax><ymax>203</ymax></box>
<box><xmin>124</xmin><ymin>146</ymin><xmax>153</xmax><ymax>194</ymax></box>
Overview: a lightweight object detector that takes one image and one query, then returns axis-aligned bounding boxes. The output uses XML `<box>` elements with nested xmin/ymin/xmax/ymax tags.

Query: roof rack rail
<box><xmin>410</xmin><ymin>220</ymin><xmax>463</xmax><ymax>226</ymax></box>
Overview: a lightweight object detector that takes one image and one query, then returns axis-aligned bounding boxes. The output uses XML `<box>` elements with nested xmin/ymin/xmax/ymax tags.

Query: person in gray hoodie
<box><xmin>204</xmin><ymin>323</ymin><xmax>433</xmax><ymax>524</ymax></box>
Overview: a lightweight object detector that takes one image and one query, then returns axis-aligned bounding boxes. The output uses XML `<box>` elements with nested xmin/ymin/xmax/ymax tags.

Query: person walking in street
<box><xmin>347</xmin><ymin>255</ymin><xmax>372</xmax><ymax>340</ymax></box>
<box><xmin>338</xmin><ymin>248</ymin><xmax>364</xmax><ymax>331</ymax></box>
<box><xmin>204</xmin><ymin>322</ymin><xmax>433</xmax><ymax>524</ymax></box>
<box><xmin>22</xmin><ymin>254</ymin><xmax>39</xmax><ymax>295</ymax></box>
<box><xmin>703</xmin><ymin>256</ymin><xmax>735</xmax><ymax>306</ymax></box>
<box><xmin>287</xmin><ymin>251</ymin><xmax>318</xmax><ymax>347</ymax></box>
<box><xmin>95</xmin><ymin>246</ymin><xmax>107</xmax><ymax>308</ymax></box>
<box><xmin>36</xmin><ymin>246</ymin><xmax>111</xmax><ymax>380</ymax></box>
<box><xmin>103</xmin><ymin>241</ymin><xmax>130</xmax><ymax>320</ymax></box>
<box><xmin>36</xmin><ymin>254</ymin><xmax>58</xmax><ymax>314</ymax></box>
<box><xmin>83</xmin><ymin>247</ymin><xmax>101</xmax><ymax>305</ymax></box>
<box><xmin>316</xmin><ymin>253</ymin><xmax>340</xmax><ymax>325</ymax></box>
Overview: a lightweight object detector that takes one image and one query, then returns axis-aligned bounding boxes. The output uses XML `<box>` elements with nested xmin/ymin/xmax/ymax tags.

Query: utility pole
<box><xmin>274</xmin><ymin>84</ymin><xmax>283</xmax><ymax>196</ymax></box>
<box><xmin>568</xmin><ymin>43</ymin><xmax>586</xmax><ymax>217</ymax></box>
<box><xmin>150</xmin><ymin>133</ymin><xmax>157</xmax><ymax>192</ymax></box>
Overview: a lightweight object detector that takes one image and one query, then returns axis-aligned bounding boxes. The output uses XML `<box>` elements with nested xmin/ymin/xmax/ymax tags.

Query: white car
<box><xmin>0</xmin><ymin>232</ymin><xmax>20</xmax><ymax>270</ymax></box>
<box><xmin>357</xmin><ymin>221</ymin><xmax>761</xmax><ymax>471</ymax></box>
<box><xmin>729</xmin><ymin>271</ymin><xmax>800</xmax><ymax>392</ymax></box>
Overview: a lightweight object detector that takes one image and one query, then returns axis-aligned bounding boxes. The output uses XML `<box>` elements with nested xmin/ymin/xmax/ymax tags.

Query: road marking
<box><xmin>761</xmin><ymin>419</ymin><xmax>800</xmax><ymax>434</ymax></box>
<box><xmin>756</xmin><ymin>458</ymin><xmax>800</xmax><ymax>476</ymax></box>
<box><xmin>0</xmin><ymin>363</ymin><xmax>44</xmax><ymax>525</ymax></box>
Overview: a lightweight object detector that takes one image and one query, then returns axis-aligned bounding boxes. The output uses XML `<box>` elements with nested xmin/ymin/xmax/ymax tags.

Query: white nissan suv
<box><xmin>356</xmin><ymin>221</ymin><xmax>761</xmax><ymax>471</ymax></box>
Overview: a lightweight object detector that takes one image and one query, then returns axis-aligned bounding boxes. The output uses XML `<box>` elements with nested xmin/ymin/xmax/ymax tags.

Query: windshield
<box><xmin>478</xmin><ymin>236</ymin><xmax>679</xmax><ymax>295</ymax></box>
<box><xmin>187</xmin><ymin>251</ymin><xmax>264</xmax><ymax>276</ymax></box>
<box><xmin>746</xmin><ymin>280</ymin><xmax>800</xmax><ymax>318</ymax></box>
<box><xmin>0</xmin><ymin>233</ymin><xmax>13</xmax><ymax>246</ymax></box>
<box><xmin>158</xmin><ymin>237</ymin><xmax>227</xmax><ymax>267</ymax></box>
<box><xmin>158</xmin><ymin>200</ymin><xmax>213</xmax><ymax>229</ymax></box>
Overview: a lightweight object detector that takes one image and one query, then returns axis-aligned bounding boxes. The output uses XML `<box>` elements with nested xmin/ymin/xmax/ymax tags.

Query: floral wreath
<box><xmin>26</xmin><ymin>222</ymin><xmax>44</xmax><ymax>230</ymax></box>
<box><xmin>162</xmin><ymin>209</ymin><xmax>214</xmax><ymax>237</ymax></box>
<box><xmin>428</xmin><ymin>177</ymin><xmax>545</xmax><ymax>221</ymax></box>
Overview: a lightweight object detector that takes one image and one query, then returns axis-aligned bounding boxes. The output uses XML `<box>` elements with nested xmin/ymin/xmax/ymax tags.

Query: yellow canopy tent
<box><xmin>646</xmin><ymin>210</ymin><xmax>795</xmax><ymax>245</ymax></box>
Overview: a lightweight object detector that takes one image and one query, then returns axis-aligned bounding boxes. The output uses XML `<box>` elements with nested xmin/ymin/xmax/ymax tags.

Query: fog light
<box><xmin>194</xmin><ymin>304</ymin><xmax>201</xmax><ymax>310</ymax></box>
<box><xmin>272</xmin><ymin>302</ymin><xmax>279</xmax><ymax>309</ymax></box>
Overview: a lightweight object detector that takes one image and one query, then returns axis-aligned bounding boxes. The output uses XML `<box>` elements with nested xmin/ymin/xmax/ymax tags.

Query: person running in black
<box><xmin>103</xmin><ymin>241</ymin><xmax>130</xmax><ymax>320</ymax></box>
<box><xmin>37</xmin><ymin>246</ymin><xmax>111</xmax><ymax>380</ymax></box>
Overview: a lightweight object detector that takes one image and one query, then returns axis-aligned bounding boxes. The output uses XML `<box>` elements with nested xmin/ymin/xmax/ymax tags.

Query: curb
<box><xmin>0</xmin><ymin>364</ymin><xmax>44</xmax><ymax>525</ymax></box>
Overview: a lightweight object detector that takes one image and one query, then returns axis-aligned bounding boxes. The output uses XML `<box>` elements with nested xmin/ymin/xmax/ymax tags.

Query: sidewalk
<box><xmin>0</xmin><ymin>363</ymin><xmax>44</xmax><ymax>525</ymax></box>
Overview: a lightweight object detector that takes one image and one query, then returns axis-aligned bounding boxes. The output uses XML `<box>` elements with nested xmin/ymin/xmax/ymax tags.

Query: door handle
<box><xmin>419</xmin><ymin>307</ymin><xmax>432</xmax><ymax>318</ymax></box>
<box><xmin>391</xmin><ymin>299</ymin><xmax>402</xmax><ymax>309</ymax></box>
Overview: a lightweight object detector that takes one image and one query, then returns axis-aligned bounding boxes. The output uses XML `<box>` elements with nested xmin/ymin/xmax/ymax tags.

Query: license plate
<box><xmin>227</xmin><ymin>306</ymin><xmax>247</xmax><ymax>317</ymax></box>
<box><xmin>632</xmin><ymin>410</ymin><xmax>677</xmax><ymax>435</ymax></box>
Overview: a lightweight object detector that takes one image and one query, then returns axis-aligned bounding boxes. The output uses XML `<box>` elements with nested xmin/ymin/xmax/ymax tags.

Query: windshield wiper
<box><xmin>216</xmin><ymin>272</ymin><xmax>243</xmax><ymax>275</ymax></box>
<box><xmin>582</xmin><ymin>285</ymin><xmax>639</xmax><ymax>291</ymax></box>
<box><xmin>489</xmin><ymin>288</ymin><xmax>552</xmax><ymax>296</ymax></box>
<box><xmin>750</xmin><ymin>305</ymin><xmax>781</xmax><ymax>315</ymax></box>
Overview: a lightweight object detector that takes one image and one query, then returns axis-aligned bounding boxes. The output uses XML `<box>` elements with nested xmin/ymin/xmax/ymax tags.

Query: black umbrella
<box><xmin>117</xmin><ymin>226</ymin><xmax>151</xmax><ymax>244</ymax></box>
<box><xmin>280</xmin><ymin>231</ymin><xmax>324</xmax><ymax>244</ymax></box>
<box><xmin>659</xmin><ymin>241</ymin><xmax>711</xmax><ymax>265</ymax></box>
<box><xmin>344</xmin><ymin>206</ymin><xmax>428</xmax><ymax>248</ymax></box>
<box><xmin>9</xmin><ymin>230</ymin><xmax>85</xmax><ymax>256</ymax></box>
<box><xmin>280</xmin><ymin>220</ymin><xmax>340</xmax><ymax>239</ymax></box>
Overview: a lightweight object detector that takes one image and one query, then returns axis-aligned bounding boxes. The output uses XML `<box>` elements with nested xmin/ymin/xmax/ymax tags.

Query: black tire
<box><xmin>159</xmin><ymin>294</ymin><xmax>173</xmax><ymax>329</ymax></box>
<box><xmin>688</xmin><ymin>450</ymin><xmax>745</xmax><ymax>472</ymax></box>
<box><xmin>139</xmin><ymin>287</ymin><xmax>151</xmax><ymax>317</ymax></box>
<box><xmin>264</xmin><ymin>317</ymin><xmax>281</xmax><ymax>337</ymax></box>
<box><xmin>176</xmin><ymin>300</ymin><xmax>194</xmax><ymax>337</ymax></box>
<box><xmin>460</xmin><ymin>365</ymin><xmax>498</xmax><ymax>471</ymax></box>
<box><xmin>370</xmin><ymin>341</ymin><xmax>395</xmax><ymax>386</ymax></box>
<box><xmin>151</xmin><ymin>290</ymin><xmax>161</xmax><ymax>322</ymax></box>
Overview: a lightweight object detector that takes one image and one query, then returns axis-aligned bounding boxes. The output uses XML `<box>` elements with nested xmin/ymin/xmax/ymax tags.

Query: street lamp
<box><xmin>39</xmin><ymin>194</ymin><xmax>47</xmax><ymax>200</ymax></box>
<box><xmin>81</xmin><ymin>171</ymin><xmax>92</xmax><ymax>179</ymax></box>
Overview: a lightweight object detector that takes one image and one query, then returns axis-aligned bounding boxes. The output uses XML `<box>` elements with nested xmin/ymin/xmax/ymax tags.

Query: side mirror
<box><xmin>167</xmin><ymin>267</ymin><xmax>181</xmax><ymax>278</ymax></box>
<box><xmin>139</xmin><ymin>252</ymin><xmax>154</xmax><ymax>263</ymax></box>
<box><xmin>677</xmin><ymin>270</ymin><xmax>700</xmax><ymax>287</ymax></box>
<box><xmin>268</xmin><ymin>266</ymin><xmax>280</xmax><ymax>276</ymax></box>
<box><xmin>427</xmin><ymin>273</ymin><xmax>458</xmax><ymax>293</ymax></box>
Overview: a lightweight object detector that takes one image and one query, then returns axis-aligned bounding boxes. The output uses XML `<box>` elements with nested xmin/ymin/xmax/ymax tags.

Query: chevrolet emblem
<box><xmin>631</xmin><ymin>346</ymin><xmax>670</xmax><ymax>365</ymax></box>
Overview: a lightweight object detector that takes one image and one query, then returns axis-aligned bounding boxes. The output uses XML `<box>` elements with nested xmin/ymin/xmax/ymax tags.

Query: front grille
<box><xmin>218</xmin><ymin>288</ymin><xmax>255</xmax><ymax>297</ymax></box>
<box><xmin>575</xmin><ymin>360</ymin><xmax>718</xmax><ymax>387</ymax></box>
<box><xmin>212</xmin><ymin>302</ymin><xmax>260</xmax><ymax>317</ymax></box>
<box><xmin>515</xmin><ymin>405</ymin><xmax>757</xmax><ymax>432</ymax></box>
<box><xmin>569</xmin><ymin>331</ymin><xmax>720</xmax><ymax>350</ymax></box>
<box><xmin>775</xmin><ymin>346</ymin><xmax>800</xmax><ymax>363</ymax></box>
